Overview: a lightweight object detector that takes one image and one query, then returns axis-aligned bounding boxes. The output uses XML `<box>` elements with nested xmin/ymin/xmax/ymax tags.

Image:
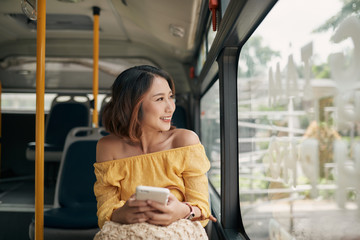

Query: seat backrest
<box><xmin>172</xmin><ymin>105</ymin><xmax>188</xmax><ymax>129</ymax></box>
<box><xmin>45</xmin><ymin>95</ymin><xmax>91</xmax><ymax>147</ymax></box>
<box><xmin>54</xmin><ymin>127</ymin><xmax>107</xmax><ymax>208</ymax></box>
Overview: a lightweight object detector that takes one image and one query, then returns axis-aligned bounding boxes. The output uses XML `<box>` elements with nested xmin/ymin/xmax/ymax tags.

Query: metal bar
<box><xmin>35</xmin><ymin>0</ymin><xmax>46</xmax><ymax>239</ymax></box>
<box><xmin>218</xmin><ymin>46</ymin><xmax>249</xmax><ymax>238</ymax></box>
<box><xmin>92</xmin><ymin>6</ymin><xmax>100</xmax><ymax>127</ymax></box>
<box><xmin>237</xmin><ymin>121</ymin><xmax>306</xmax><ymax>134</ymax></box>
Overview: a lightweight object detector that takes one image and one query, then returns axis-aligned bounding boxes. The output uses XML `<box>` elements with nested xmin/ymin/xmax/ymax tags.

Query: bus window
<box><xmin>201</xmin><ymin>80</ymin><xmax>220</xmax><ymax>194</ymax></box>
<box><xmin>1</xmin><ymin>93</ymin><xmax>56</xmax><ymax>113</ymax></box>
<box><xmin>196</xmin><ymin>36</ymin><xmax>207</xmax><ymax>77</ymax></box>
<box><xmin>238</xmin><ymin>0</ymin><xmax>360</xmax><ymax>239</ymax></box>
<box><xmin>207</xmin><ymin>24</ymin><xmax>216</xmax><ymax>52</ymax></box>
<box><xmin>1</xmin><ymin>93</ymin><xmax>110</xmax><ymax>113</ymax></box>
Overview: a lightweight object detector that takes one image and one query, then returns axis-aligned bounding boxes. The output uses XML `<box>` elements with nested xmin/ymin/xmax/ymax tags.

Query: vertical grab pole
<box><xmin>92</xmin><ymin>6</ymin><xmax>100</xmax><ymax>127</ymax></box>
<box><xmin>35</xmin><ymin>0</ymin><xmax>46</xmax><ymax>239</ymax></box>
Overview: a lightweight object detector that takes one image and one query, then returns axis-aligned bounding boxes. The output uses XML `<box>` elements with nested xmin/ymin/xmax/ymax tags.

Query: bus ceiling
<box><xmin>0</xmin><ymin>0</ymin><xmax>210</xmax><ymax>94</ymax></box>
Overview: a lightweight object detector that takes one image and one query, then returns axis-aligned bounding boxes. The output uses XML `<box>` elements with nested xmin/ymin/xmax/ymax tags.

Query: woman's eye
<box><xmin>157</xmin><ymin>97</ymin><xmax>164</xmax><ymax>101</ymax></box>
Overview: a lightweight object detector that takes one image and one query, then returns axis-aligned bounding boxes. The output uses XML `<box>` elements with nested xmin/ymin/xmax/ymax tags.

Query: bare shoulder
<box><xmin>96</xmin><ymin>134</ymin><xmax>126</xmax><ymax>163</ymax></box>
<box><xmin>171</xmin><ymin>128</ymin><xmax>200</xmax><ymax>148</ymax></box>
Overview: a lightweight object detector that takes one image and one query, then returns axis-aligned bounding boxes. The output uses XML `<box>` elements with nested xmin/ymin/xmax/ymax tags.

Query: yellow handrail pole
<box><xmin>35</xmin><ymin>0</ymin><xmax>46</xmax><ymax>240</ymax></box>
<box><xmin>92</xmin><ymin>6</ymin><xmax>100</xmax><ymax>127</ymax></box>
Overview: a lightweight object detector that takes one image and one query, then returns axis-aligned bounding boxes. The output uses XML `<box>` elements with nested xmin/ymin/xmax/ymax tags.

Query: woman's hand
<box><xmin>111</xmin><ymin>195</ymin><xmax>155</xmax><ymax>224</ymax></box>
<box><xmin>144</xmin><ymin>193</ymin><xmax>190</xmax><ymax>226</ymax></box>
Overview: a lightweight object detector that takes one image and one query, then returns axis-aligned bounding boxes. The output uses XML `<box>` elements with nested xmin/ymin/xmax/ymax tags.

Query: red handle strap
<box><xmin>209</xmin><ymin>0</ymin><xmax>219</xmax><ymax>31</ymax></box>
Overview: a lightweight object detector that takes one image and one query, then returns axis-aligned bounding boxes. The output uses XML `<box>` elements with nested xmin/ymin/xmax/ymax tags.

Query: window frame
<box><xmin>195</xmin><ymin>0</ymin><xmax>278</xmax><ymax>239</ymax></box>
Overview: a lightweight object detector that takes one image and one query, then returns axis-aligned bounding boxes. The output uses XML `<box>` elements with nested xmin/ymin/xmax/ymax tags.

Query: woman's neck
<box><xmin>139</xmin><ymin>130</ymin><xmax>172</xmax><ymax>154</ymax></box>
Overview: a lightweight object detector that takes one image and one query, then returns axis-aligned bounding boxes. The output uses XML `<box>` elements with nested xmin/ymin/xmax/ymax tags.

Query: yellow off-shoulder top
<box><xmin>93</xmin><ymin>143</ymin><xmax>211</xmax><ymax>228</ymax></box>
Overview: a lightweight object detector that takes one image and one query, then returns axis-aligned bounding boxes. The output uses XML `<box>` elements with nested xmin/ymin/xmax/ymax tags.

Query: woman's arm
<box><xmin>178</xmin><ymin>130</ymin><xmax>212</xmax><ymax>226</ymax></box>
<box><xmin>110</xmin><ymin>195</ymin><xmax>155</xmax><ymax>224</ymax></box>
<box><xmin>96</xmin><ymin>137</ymin><xmax>159</xmax><ymax>225</ymax></box>
<box><xmin>144</xmin><ymin>193</ymin><xmax>201</xmax><ymax>226</ymax></box>
<box><xmin>144</xmin><ymin>129</ymin><xmax>211</xmax><ymax>226</ymax></box>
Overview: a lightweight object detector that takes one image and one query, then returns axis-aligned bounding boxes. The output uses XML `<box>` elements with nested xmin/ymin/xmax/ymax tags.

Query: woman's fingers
<box><xmin>129</xmin><ymin>213</ymin><xmax>150</xmax><ymax>224</ymax></box>
<box><xmin>145</xmin><ymin>211</ymin><xmax>173</xmax><ymax>226</ymax></box>
<box><xmin>146</xmin><ymin>200</ymin><xmax>168</xmax><ymax>212</ymax></box>
<box><xmin>144</xmin><ymin>199</ymin><xmax>177</xmax><ymax>226</ymax></box>
<box><xmin>127</xmin><ymin>200</ymin><xmax>156</xmax><ymax>214</ymax></box>
<box><xmin>143</xmin><ymin>193</ymin><xmax>191</xmax><ymax>226</ymax></box>
<box><xmin>167</xmin><ymin>192</ymin><xmax>179</xmax><ymax>203</ymax></box>
<box><xmin>127</xmin><ymin>198</ymin><xmax>148</xmax><ymax>207</ymax></box>
<box><xmin>121</xmin><ymin>193</ymin><xmax>186</xmax><ymax>226</ymax></box>
<box><xmin>145</xmin><ymin>193</ymin><xmax>178</xmax><ymax>212</ymax></box>
<box><xmin>116</xmin><ymin>198</ymin><xmax>157</xmax><ymax>224</ymax></box>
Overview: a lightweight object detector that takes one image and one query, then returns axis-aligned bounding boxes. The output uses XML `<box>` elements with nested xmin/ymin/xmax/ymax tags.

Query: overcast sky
<box><xmin>254</xmin><ymin>0</ymin><xmax>344</xmax><ymax>67</ymax></box>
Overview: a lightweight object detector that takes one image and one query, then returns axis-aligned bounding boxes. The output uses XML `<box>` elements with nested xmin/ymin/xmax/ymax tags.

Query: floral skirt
<box><xmin>94</xmin><ymin>219</ymin><xmax>208</xmax><ymax>240</ymax></box>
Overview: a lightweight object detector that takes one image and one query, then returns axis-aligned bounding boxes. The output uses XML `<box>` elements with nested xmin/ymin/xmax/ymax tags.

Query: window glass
<box><xmin>1</xmin><ymin>93</ymin><xmax>56</xmax><ymax>112</ymax></box>
<box><xmin>207</xmin><ymin>25</ymin><xmax>216</xmax><ymax>51</ymax></box>
<box><xmin>220</xmin><ymin>0</ymin><xmax>230</xmax><ymax>17</ymax></box>
<box><xmin>201</xmin><ymin>80</ymin><xmax>220</xmax><ymax>194</ymax></box>
<box><xmin>0</xmin><ymin>56</ymin><xmax>154</xmax><ymax>94</ymax></box>
<box><xmin>196</xmin><ymin>37</ymin><xmax>207</xmax><ymax>76</ymax></box>
<box><xmin>238</xmin><ymin>0</ymin><xmax>360</xmax><ymax>239</ymax></box>
<box><xmin>1</xmin><ymin>93</ymin><xmax>107</xmax><ymax>113</ymax></box>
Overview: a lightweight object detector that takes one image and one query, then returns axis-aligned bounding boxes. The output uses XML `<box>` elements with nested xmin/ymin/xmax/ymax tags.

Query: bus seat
<box><xmin>172</xmin><ymin>105</ymin><xmax>188</xmax><ymax>129</ymax></box>
<box><xmin>26</xmin><ymin>95</ymin><xmax>91</xmax><ymax>162</ymax></box>
<box><xmin>98</xmin><ymin>95</ymin><xmax>111</xmax><ymax>127</ymax></box>
<box><xmin>29</xmin><ymin>127</ymin><xmax>107</xmax><ymax>240</ymax></box>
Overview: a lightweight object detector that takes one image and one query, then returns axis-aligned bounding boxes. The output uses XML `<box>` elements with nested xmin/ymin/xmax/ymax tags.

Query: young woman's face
<box><xmin>140</xmin><ymin>76</ymin><xmax>176</xmax><ymax>132</ymax></box>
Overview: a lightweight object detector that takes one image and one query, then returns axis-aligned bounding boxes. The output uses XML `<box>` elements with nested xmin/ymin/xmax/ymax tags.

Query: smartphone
<box><xmin>135</xmin><ymin>186</ymin><xmax>170</xmax><ymax>205</ymax></box>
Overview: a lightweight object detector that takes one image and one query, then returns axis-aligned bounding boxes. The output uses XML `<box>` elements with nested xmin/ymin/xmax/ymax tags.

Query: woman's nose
<box><xmin>166</xmin><ymin>99</ymin><xmax>175</xmax><ymax>112</ymax></box>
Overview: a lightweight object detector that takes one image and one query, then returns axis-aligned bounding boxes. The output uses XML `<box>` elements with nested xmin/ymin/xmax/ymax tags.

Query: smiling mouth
<box><xmin>160</xmin><ymin>117</ymin><xmax>171</xmax><ymax>121</ymax></box>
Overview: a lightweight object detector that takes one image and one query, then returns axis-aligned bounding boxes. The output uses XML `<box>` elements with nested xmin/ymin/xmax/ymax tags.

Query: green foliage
<box><xmin>239</xmin><ymin>175</ymin><xmax>268</xmax><ymax>190</ymax></box>
<box><xmin>239</xmin><ymin>176</ymin><xmax>269</xmax><ymax>202</ymax></box>
<box><xmin>313</xmin><ymin>0</ymin><xmax>360</xmax><ymax>33</ymax></box>
<box><xmin>312</xmin><ymin>64</ymin><xmax>331</xmax><ymax>78</ymax></box>
<box><xmin>348</xmin><ymin>190</ymin><xmax>357</xmax><ymax>201</ymax></box>
<box><xmin>257</xmin><ymin>105</ymin><xmax>286</xmax><ymax>111</ymax></box>
<box><xmin>258</xmin><ymin>141</ymin><xmax>269</xmax><ymax>150</ymax></box>
<box><xmin>239</xmin><ymin>35</ymin><xmax>280</xmax><ymax>78</ymax></box>
<box><xmin>299</xmin><ymin>115</ymin><xmax>310</xmax><ymax>129</ymax></box>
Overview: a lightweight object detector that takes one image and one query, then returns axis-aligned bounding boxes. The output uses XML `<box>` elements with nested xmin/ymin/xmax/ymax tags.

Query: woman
<box><xmin>93</xmin><ymin>65</ymin><xmax>215</xmax><ymax>239</ymax></box>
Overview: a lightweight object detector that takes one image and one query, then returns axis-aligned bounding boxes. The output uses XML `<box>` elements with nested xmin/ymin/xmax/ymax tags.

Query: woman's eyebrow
<box><xmin>152</xmin><ymin>91</ymin><xmax>173</xmax><ymax>97</ymax></box>
<box><xmin>152</xmin><ymin>93</ymin><xmax>165</xmax><ymax>97</ymax></box>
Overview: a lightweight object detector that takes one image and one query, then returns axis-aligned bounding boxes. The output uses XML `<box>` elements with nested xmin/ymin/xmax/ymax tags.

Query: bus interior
<box><xmin>1</xmin><ymin>0</ymin><xmax>360</xmax><ymax>239</ymax></box>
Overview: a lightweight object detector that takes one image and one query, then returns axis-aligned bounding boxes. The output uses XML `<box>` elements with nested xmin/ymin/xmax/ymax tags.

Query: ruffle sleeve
<box><xmin>93</xmin><ymin>163</ymin><xmax>125</xmax><ymax>228</ymax></box>
<box><xmin>182</xmin><ymin>144</ymin><xmax>211</xmax><ymax>227</ymax></box>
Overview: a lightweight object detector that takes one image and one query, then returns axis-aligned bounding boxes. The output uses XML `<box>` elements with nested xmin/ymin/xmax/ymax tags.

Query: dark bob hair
<box><xmin>102</xmin><ymin>65</ymin><xmax>175</xmax><ymax>142</ymax></box>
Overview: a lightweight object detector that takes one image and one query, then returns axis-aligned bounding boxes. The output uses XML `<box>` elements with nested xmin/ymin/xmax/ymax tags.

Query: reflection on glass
<box><xmin>237</xmin><ymin>1</ymin><xmax>360</xmax><ymax>239</ymax></box>
<box><xmin>1</xmin><ymin>93</ymin><xmax>56</xmax><ymax>112</ymax></box>
<box><xmin>196</xmin><ymin>37</ymin><xmax>207</xmax><ymax>77</ymax></box>
<box><xmin>207</xmin><ymin>26</ymin><xmax>216</xmax><ymax>51</ymax></box>
<box><xmin>201</xmin><ymin>81</ymin><xmax>220</xmax><ymax>194</ymax></box>
<box><xmin>1</xmin><ymin>93</ymin><xmax>110</xmax><ymax>113</ymax></box>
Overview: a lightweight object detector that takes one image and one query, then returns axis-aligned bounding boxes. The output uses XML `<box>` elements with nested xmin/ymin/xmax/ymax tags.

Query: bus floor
<box><xmin>0</xmin><ymin>176</ymin><xmax>55</xmax><ymax>240</ymax></box>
